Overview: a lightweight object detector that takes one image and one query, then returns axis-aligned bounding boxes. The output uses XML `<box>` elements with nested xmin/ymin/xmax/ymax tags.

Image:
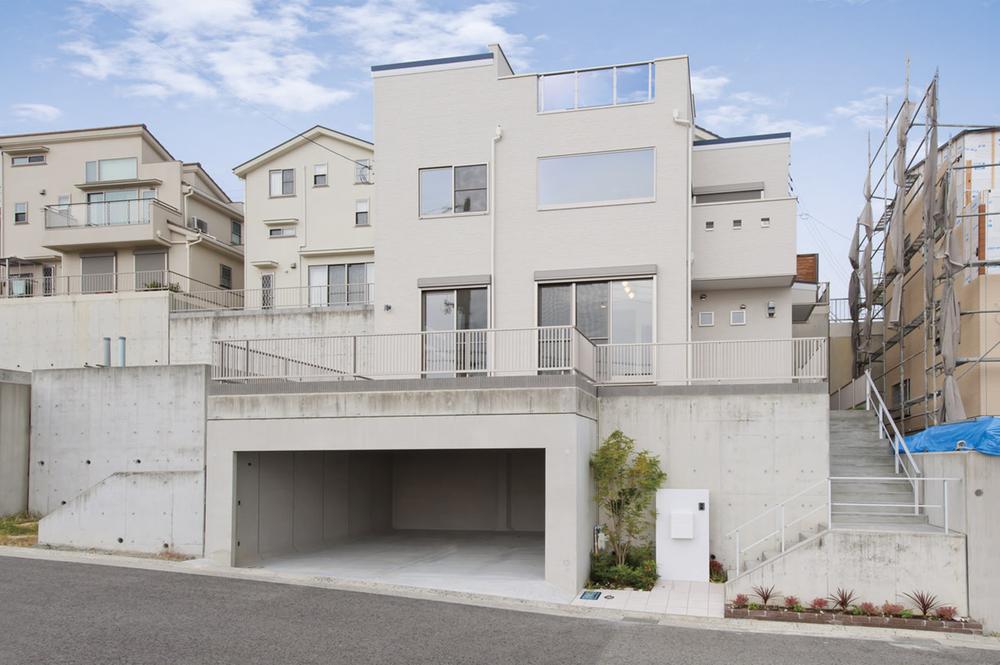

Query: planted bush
<box><xmin>881</xmin><ymin>602</ymin><xmax>904</xmax><ymax>616</ymax></box>
<box><xmin>783</xmin><ymin>596</ymin><xmax>799</xmax><ymax>610</ymax></box>
<box><xmin>859</xmin><ymin>601</ymin><xmax>879</xmax><ymax>617</ymax></box>
<box><xmin>829</xmin><ymin>588</ymin><xmax>858</xmax><ymax>612</ymax></box>
<box><xmin>709</xmin><ymin>558</ymin><xmax>727</xmax><ymax>583</ymax></box>
<box><xmin>588</xmin><ymin>545</ymin><xmax>658</xmax><ymax>591</ymax></box>
<box><xmin>903</xmin><ymin>590</ymin><xmax>939</xmax><ymax>617</ymax></box>
<box><xmin>731</xmin><ymin>594</ymin><xmax>749</xmax><ymax>608</ymax></box>
<box><xmin>936</xmin><ymin>606</ymin><xmax>958</xmax><ymax>621</ymax></box>
<box><xmin>751</xmin><ymin>585</ymin><xmax>776</xmax><ymax>606</ymax></box>
<box><xmin>810</xmin><ymin>597</ymin><xmax>829</xmax><ymax>611</ymax></box>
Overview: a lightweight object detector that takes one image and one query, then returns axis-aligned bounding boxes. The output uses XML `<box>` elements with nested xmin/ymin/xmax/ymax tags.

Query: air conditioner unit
<box><xmin>189</xmin><ymin>217</ymin><xmax>208</xmax><ymax>233</ymax></box>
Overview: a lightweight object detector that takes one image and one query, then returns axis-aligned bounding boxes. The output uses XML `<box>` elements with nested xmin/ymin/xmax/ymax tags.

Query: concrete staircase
<box><xmin>829</xmin><ymin>410</ymin><xmax>933</xmax><ymax>531</ymax></box>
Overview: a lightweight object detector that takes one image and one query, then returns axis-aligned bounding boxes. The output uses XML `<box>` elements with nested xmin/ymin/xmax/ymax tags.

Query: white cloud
<box><xmin>691</xmin><ymin>68</ymin><xmax>730</xmax><ymax>101</ymax></box>
<box><xmin>325</xmin><ymin>0</ymin><xmax>532</xmax><ymax>71</ymax></box>
<box><xmin>62</xmin><ymin>0</ymin><xmax>351</xmax><ymax>112</ymax></box>
<box><xmin>10</xmin><ymin>103</ymin><xmax>63</xmax><ymax>123</ymax></box>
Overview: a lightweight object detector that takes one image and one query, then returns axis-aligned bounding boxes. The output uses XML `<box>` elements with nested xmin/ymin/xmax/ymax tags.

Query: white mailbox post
<box><xmin>655</xmin><ymin>489</ymin><xmax>710</xmax><ymax>582</ymax></box>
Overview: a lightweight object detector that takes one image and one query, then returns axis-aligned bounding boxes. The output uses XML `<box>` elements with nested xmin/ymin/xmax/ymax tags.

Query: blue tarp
<box><xmin>906</xmin><ymin>416</ymin><xmax>1000</xmax><ymax>456</ymax></box>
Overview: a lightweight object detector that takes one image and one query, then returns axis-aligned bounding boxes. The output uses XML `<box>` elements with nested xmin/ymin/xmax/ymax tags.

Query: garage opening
<box><xmin>234</xmin><ymin>449</ymin><xmax>551</xmax><ymax>599</ymax></box>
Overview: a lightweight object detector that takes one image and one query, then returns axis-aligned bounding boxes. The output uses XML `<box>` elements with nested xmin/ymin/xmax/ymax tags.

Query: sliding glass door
<box><xmin>422</xmin><ymin>287</ymin><xmax>488</xmax><ymax>376</ymax></box>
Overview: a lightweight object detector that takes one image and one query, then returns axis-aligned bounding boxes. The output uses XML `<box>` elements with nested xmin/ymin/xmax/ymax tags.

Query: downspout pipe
<box><xmin>491</xmin><ymin>124</ymin><xmax>503</xmax><ymax>329</ymax></box>
<box><xmin>673</xmin><ymin>108</ymin><xmax>693</xmax><ymax>383</ymax></box>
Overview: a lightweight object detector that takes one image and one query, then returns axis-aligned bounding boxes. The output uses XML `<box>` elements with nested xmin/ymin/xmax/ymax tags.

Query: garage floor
<box><xmin>259</xmin><ymin>530</ymin><xmax>571</xmax><ymax>603</ymax></box>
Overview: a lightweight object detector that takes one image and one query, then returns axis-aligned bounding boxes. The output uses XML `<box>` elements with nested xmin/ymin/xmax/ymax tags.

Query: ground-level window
<box><xmin>308</xmin><ymin>262</ymin><xmax>373</xmax><ymax>306</ymax></box>
<box><xmin>537</xmin><ymin>278</ymin><xmax>653</xmax><ymax>345</ymax></box>
<box><xmin>421</xmin><ymin>287</ymin><xmax>489</xmax><ymax>376</ymax></box>
<box><xmin>81</xmin><ymin>254</ymin><xmax>116</xmax><ymax>294</ymax></box>
<box><xmin>134</xmin><ymin>251</ymin><xmax>167</xmax><ymax>289</ymax></box>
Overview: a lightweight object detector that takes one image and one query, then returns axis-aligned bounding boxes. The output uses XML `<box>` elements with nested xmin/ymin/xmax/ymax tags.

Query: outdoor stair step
<box><xmin>832</xmin><ymin>512</ymin><xmax>929</xmax><ymax>523</ymax></box>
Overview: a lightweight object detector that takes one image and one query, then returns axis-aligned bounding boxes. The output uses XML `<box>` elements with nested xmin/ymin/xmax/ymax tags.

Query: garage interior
<box><xmin>234</xmin><ymin>448</ymin><xmax>560</xmax><ymax>599</ymax></box>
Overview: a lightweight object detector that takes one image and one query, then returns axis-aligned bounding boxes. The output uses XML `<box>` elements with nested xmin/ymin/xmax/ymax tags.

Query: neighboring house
<box><xmin>232</xmin><ymin>126</ymin><xmax>375</xmax><ymax>309</ymax></box>
<box><xmin>0</xmin><ymin>124</ymin><xmax>244</xmax><ymax>299</ymax></box>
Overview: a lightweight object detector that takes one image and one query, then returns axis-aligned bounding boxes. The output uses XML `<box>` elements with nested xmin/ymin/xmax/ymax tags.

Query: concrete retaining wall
<box><xmin>0</xmin><ymin>369</ymin><xmax>31</xmax><ymax>515</ymax></box>
<box><xmin>920</xmin><ymin>451</ymin><xmax>1000</xmax><ymax>631</ymax></box>
<box><xmin>0</xmin><ymin>292</ymin><xmax>170</xmax><ymax>371</ymax></box>
<box><xmin>725</xmin><ymin>530</ymin><xmax>969</xmax><ymax>616</ymax></box>
<box><xmin>37</xmin><ymin>470</ymin><xmax>203</xmax><ymax>556</ymax></box>
<box><xmin>597</xmin><ymin>383</ymin><xmax>829</xmax><ymax>566</ymax></box>
<box><xmin>30</xmin><ymin>364</ymin><xmax>209</xmax><ymax>555</ymax></box>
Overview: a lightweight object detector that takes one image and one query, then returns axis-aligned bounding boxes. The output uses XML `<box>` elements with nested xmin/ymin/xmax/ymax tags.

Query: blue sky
<box><xmin>2</xmin><ymin>0</ymin><xmax>998</xmax><ymax>296</ymax></box>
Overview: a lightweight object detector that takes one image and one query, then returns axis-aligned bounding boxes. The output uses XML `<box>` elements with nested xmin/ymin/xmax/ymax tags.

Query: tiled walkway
<box><xmin>571</xmin><ymin>580</ymin><xmax>725</xmax><ymax>617</ymax></box>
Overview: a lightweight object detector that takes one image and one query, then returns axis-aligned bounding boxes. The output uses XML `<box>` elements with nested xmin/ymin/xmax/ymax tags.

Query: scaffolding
<box><xmin>850</xmin><ymin>64</ymin><xmax>1000</xmax><ymax>433</ymax></box>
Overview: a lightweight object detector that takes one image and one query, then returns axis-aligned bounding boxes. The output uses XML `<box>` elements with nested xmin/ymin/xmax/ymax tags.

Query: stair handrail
<box><xmin>863</xmin><ymin>369</ymin><xmax>921</xmax><ymax>480</ymax></box>
<box><xmin>725</xmin><ymin>479</ymin><xmax>829</xmax><ymax>576</ymax></box>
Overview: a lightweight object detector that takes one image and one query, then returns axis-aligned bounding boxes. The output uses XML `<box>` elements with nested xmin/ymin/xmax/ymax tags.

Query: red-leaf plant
<box><xmin>828</xmin><ymin>588</ymin><xmax>858</xmax><ymax>612</ymax></box>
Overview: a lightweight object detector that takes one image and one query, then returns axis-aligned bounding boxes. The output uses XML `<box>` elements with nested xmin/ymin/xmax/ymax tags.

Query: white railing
<box><xmin>0</xmin><ymin>270</ymin><xmax>222</xmax><ymax>299</ymax></box>
<box><xmin>170</xmin><ymin>283</ymin><xmax>375</xmax><ymax>313</ymax></box>
<box><xmin>727</xmin><ymin>480</ymin><xmax>830</xmax><ymax>577</ymax></box>
<box><xmin>43</xmin><ymin>198</ymin><xmax>173</xmax><ymax>228</ymax></box>
<box><xmin>212</xmin><ymin>326</ymin><xmax>595</xmax><ymax>383</ymax></box>
<box><xmin>830</xmin><ymin>374</ymin><xmax>868</xmax><ymax>410</ymax></box>
<box><xmin>862</xmin><ymin>368</ymin><xmax>920</xmax><ymax>481</ymax></box>
<box><xmin>595</xmin><ymin>337</ymin><xmax>827</xmax><ymax>385</ymax></box>
<box><xmin>829</xmin><ymin>297</ymin><xmax>884</xmax><ymax>323</ymax></box>
<box><xmin>829</xmin><ymin>477</ymin><xmax>958</xmax><ymax>529</ymax></box>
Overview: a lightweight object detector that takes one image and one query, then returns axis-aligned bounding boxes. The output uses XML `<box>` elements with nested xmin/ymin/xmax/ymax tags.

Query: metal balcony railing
<box><xmin>43</xmin><ymin>198</ymin><xmax>176</xmax><ymax>228</ymax></box>
<box><xmin>170</xmin><ymin>283</ymin><xmax>375</xmax><ymax>312</ymax></box>
<box><xmin>0</xmin><ymin>270</ymin><xmax>222</xmax><ymax>299</ymax></box>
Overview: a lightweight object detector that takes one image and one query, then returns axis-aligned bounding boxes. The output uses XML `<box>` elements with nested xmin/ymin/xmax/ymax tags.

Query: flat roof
<box><xmin>693</xmin><ymin>132</ymin><xmax>791</xmax><ymax>147</ymax></box>
<box><xmin>372</xmin><ymin>52</ymin><xmax>493</xmax><ymax>73</ymax></box>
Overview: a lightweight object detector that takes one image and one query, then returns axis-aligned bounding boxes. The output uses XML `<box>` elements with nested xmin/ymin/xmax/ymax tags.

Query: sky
<box><xmin>1</xmin><ymin>0</ymin><xmax>998</xmax><ymax>297</ymax></box>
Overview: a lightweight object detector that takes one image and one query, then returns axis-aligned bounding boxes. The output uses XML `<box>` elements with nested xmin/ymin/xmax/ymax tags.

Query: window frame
<box><xmin>704</xmin><ymin>221</ymin><xmax>715</xmax><ymax>231</ymax></box>
<box><xmin>268</xmin><ymin>226</ymin><xmax>296</xmax><ymax>238</ymax></box>
<box><xmin>536</xmin><ymin>147</ymin><xmax>656</xmax><ymax>211</ymax></box>
<box><xmin>84</xmin><ymin>157</ymin><xmax>138</xmax><ymax>183</ymax></box>
<box><xmin>760</xmin><ymin>217</ymin><xmax>771</xmax><ymax>228</ymax></box>
<box><xmin>698</xmin><ymin>311</ymin><xmax>715</xmax><ymax>327</ymax></box>
<box><xmin>730</xmin><ymin>310</ymin><xmax>747</xmax><ymax>326</ymax></box>
<box><xmin>313</xmin><ymin>163</ymin><xmax>328</xmax><ymax>187</ymax></box>
<box><xmin>230</xmin><ymin>220</ymin><xmax>242</xmax><ymax>245</ymax></box>
<box><xmin>13</xmin><ymin>202</ymin><xmax>28</xmax><ymax>224</ymax></box>
<box><xmin>732</xmin><ymin>219</ymin><xmax>743</xmax><ymax>230</ymax></box>
<box><xmin>355</xmin><ymin>199</ymin><xmax>370</xmax><ymax>226</ymax></box>
<box><xmin>418</xmin><ymin>163</ymin><xmax>489</xmax><ymax>219</ymax></box>
<box><xmin>12</xmin><ymin>154</ymin><xmax>46</xmax><ymax>166</ymax></box>
<box><xmin>534</xmin><ymin>276</ymin><xmax>656</xmax><ymax>345</ymax></box>
<box><xmin>268</xmin><ymin>168</ymin><xmax>295</xmax><ymax>197</ymax></box>
<box><xmin>537</xmin><ymin>62</ymin><xmax>655</xmax><ymax>114</ymax></box>
<box><xmin>355</xmin><ymin>159</ymin><xmax>373</xmax><ymax>184</ymax></box>
<box><xmin>219</xmin><ymin>264</ymin><xmax>233</xmax><ymax>290</ymax></box>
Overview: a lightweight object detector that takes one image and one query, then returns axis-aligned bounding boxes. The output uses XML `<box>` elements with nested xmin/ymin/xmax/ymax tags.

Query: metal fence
<box><xmin>0</xmin><ymin>270</ymin><xmax>216</xmax><ymax>299</ymax></box>
<box><xmin>170</xmin><ymin>283</ymin><xmax>375</xmax><ymax>313</ymax></box>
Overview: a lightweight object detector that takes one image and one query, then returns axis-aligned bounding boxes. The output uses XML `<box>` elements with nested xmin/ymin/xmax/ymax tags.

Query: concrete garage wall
<box><xmin>920</xmin><ymin>451</ymin><xmax>1000</xmax><ymax>630</ymax></box>
<box><xmin>0</xmin><ymin>292</ymin><xmax>170</xmax><ymax>371</ymax></box>
<box><xmin>726</xmin><ymin>530</ymin><xmax>969</xmax><ymax>615</ymax></box>
<box><xmin>31</xmin><ymin>365</ymin><xmax>209</xmax><ymax>555</ymax></box>
<box><xmin>206</xmin><ymin>378</ymin><xmax>597</xmax><ymax>595</ymax></box>
<box><xmin>393</xmin><ymin>449</ymin><xmax>544</xmax><ymax>532</ymax></box>
<box><xmin>168</xmin><ymin>308</ymin><xmax>374</xmax><ymax>365</ymax></box>
<box><xmin>0</xmin><ymin>370</ymin><xmax>31</xmax><ymax>515</ymax></box>
<box><xmin>597</xmin><ymin>383</ymin><xmax>829</xmax><ymax>564</ymax></box>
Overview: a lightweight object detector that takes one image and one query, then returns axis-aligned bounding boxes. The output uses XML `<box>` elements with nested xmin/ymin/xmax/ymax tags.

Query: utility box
<box><xmin>655</xmin><ymin>489</ymin><xmax>709</xmax><ymax>582</ymax></box>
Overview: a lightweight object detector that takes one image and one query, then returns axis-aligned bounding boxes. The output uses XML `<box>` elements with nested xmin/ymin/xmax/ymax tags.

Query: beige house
<box><xmin>0</xmin><ymin>124</ymin><xmax>244</xmax><ymax>299</ymax></box>
<box><xmin>233</xmin><ymin>126</ymin><xmax>374</xmax><ymax>309</ymax></box>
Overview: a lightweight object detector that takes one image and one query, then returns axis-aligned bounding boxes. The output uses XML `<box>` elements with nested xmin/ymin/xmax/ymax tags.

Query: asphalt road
<box><xmin>0</xmin><ymin>556</ymin><xmax>995</xmax><ymax>665</ymax></box>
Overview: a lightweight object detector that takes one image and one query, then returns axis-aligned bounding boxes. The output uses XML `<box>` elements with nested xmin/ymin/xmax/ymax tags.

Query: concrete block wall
<box><xmin>597</xmin><ymin>383</ymin><xmax>829</xmax><ymax>570</ymax></box>
<box><xmin>0</xmin><ymin>369</ymin><xmax>31</xmax><ymax>515</ymax></box>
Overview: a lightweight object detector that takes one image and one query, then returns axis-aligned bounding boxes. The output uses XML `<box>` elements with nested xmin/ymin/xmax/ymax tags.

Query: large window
<box><xmin>269</xmin><ymin>169</ymin><xmax>294</xmax><ymax>196</ymax></box>
<box><xmin>537</xmin><ymin>63</ymin><xmax>654</xmax><ymax>112</ymax></box>
<box><xmin>85</xmin><ymin>158</ymin><xmax>137</xmax><ymax>183</ymax></box>
<box><xmin>308</xmin><ymin>262</ymin><xmax>373</xmax><ymax>306</ymax></box>
<box><xmin>419</xmin><ymin>164</ymin><xmax>487</xmax><ymax>217</ymax></box>
<box><xmin>537</xmin><ymin>279</ymin><xmax>653</xmax><ymax>344</ymax></box>
<box><xmin>537</xmin><ymin>148</ymin><xmax>655</xmax><ymax>209</ymax></box>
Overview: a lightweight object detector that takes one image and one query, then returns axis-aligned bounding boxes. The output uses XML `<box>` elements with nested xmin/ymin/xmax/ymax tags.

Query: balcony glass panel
<box><xmin>538</xmin><ymin>72</ymin><xmax>575</xmax><ymax>112</ymax></box>
<box><xmin>615</xmin><ymin>64</ymin><xmax>651</xmax><ymax>104</ymax></box>
<box><xmin>577</xmin><ymin>68</ymin><xmax>613</xmax><ymax>108</ymax></box>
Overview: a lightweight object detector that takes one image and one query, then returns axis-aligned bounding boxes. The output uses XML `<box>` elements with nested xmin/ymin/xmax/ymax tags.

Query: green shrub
<box><xmin>588</xmin><ymin>546</ymin><xmax>658</xmax><ymax>591</ymax></box>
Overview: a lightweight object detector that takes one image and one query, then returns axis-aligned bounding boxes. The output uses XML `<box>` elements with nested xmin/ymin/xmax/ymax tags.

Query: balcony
<box><xmin>170</xmin><ymin>283</ymin><xmax>375</xmax><ymax>313</ymax></box>
<box><xmin>0</xmin><ymin>270</ymin><xmax>226</xmax><ymax>299</ymax></box>
<box><xmin>210</xmin><ymin>328</ymin><xmax>827</xmax><ymax>386</ymax></box>
<box><xmin>41</xmin><ymin>199</ymin><xmax>181</xmax><ymax>251</ymax></box>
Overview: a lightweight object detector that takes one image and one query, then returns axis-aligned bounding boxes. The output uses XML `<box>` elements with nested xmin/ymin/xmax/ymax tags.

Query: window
<box><xmin>14</xmin><ymin>202</ymin><xmax>27</xmax><ymax>224</ymax></box>
<box><xmin>537</xmin><ymin>279</ymin><xmax>653</xmax><ymax>344</ymax></box>
<box><xmin>261</xmin><ymin>273</ymin><xmax>274</xmax><ymax>309</ymax></box>
<box><xmin>57</xmin><ymin>195</ymin><xmax>71</xmax><ymax>210</ymax></box>
<box><xmin>135</xmin><ymin>251</ymin><xmax>167</xmax><ymax>288</ymax></box>
<box><xmin>537</xmin><ymin>148</ymin><xmax>655</xmax><ymax>209</ymax></box>
<box><xmin>230</xmin><ymin>220</ymin><xmax>242</xmax><ymax>245</ymax></box>
<box><xmin>81</xmin><ymin>254</ymin><xmax>115</xmax><ymax>294</ymax></box>
<box><xmin>309</xmin><ymin>262</ymin><xmax>373</xmax><ymax>306</ymax></box>
<box><xmin>355</xmin><ymin>199</ymin><xmax>370</xmax><ymax>226</ymax></box>
<box><xmin>313</xmin><ymin>164</ymin><xmax>328</xmax><ymax>187</ymax></box>
<box><xmin>219</xmin><ymin>264</ymin><xmax>233</xmax><ymax>290</ymax></box>
<box><xmin>732</xmin><ymin>219</ymin><xmax>742</xmax><ymax>230</ymax></box>
<box><xmin>730</xmin><ymin>310</ymin><xmax>746</xmax><ymax>326</ymax></box>
<box><xmin>760</xmin><ymin>217</ymin><xmax>771</xmax><ymax>228</ymax></box>
<box><xmin>269</xmin><ymin>169</ymin><xmax>294</xmax><ymax>196</ymax></box>
<box><xmin>12</xmin><ymin>154</ymin><xmax>45</xmax><ymax>166</ymax></box>
<box><xmin>698</xmin><ymin>312</ymin><xmax>714</xmax><ymax>327</ymax></box>
<box><xmin>422</xmin><ymin>287</ymin><xmax>489</xmax><ymax>376</ymax></box>
<box><xmin>355</xmin><ymin>159</ymin><xmax>372</xmax><ymax>184</ymax></box>
<box><xmin>537</xmin><ymin>63</ymin><xmax>654</xmax><ymax>112</ymax></box>
<box><xmin>705</xmin><ymin>221</ymin><xmax>715</xmax><ymax>231</ymax></box>
<box><xmin>694</xmin><ymin>190</ymin><xmax>762</xmax><ymax>204</ymax></box>
<box><xmin>189</xmin><ymin>217</ymin><xmax>208</xmax><ymax>233</ymax></box>
<box><xmin>85</xmin><ymin>157</ymin><xmax>137</xmax><ymax>183</ymax></box>
<box><xmin>419</xmin><ymin>164</ymin><xmax>487</xmax><ymax>216</ymax></box>
<box><xmin>268</xmin><ymin>226</ymin><xmax>295</xmax><ymax>238</ymax></box>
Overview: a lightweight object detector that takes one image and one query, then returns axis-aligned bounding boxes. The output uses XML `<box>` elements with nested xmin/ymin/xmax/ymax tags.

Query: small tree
<box><xmin>591</xmin><ymin>430</ymin><xmax>666</xmax><ymax>566</ymax></box>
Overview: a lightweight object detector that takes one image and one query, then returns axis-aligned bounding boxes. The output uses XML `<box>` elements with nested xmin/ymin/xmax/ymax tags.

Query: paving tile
<box><xmin>625</xmin><ymin>591</ymin><xmax>651</xmax><ymax>612</ymax></box>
